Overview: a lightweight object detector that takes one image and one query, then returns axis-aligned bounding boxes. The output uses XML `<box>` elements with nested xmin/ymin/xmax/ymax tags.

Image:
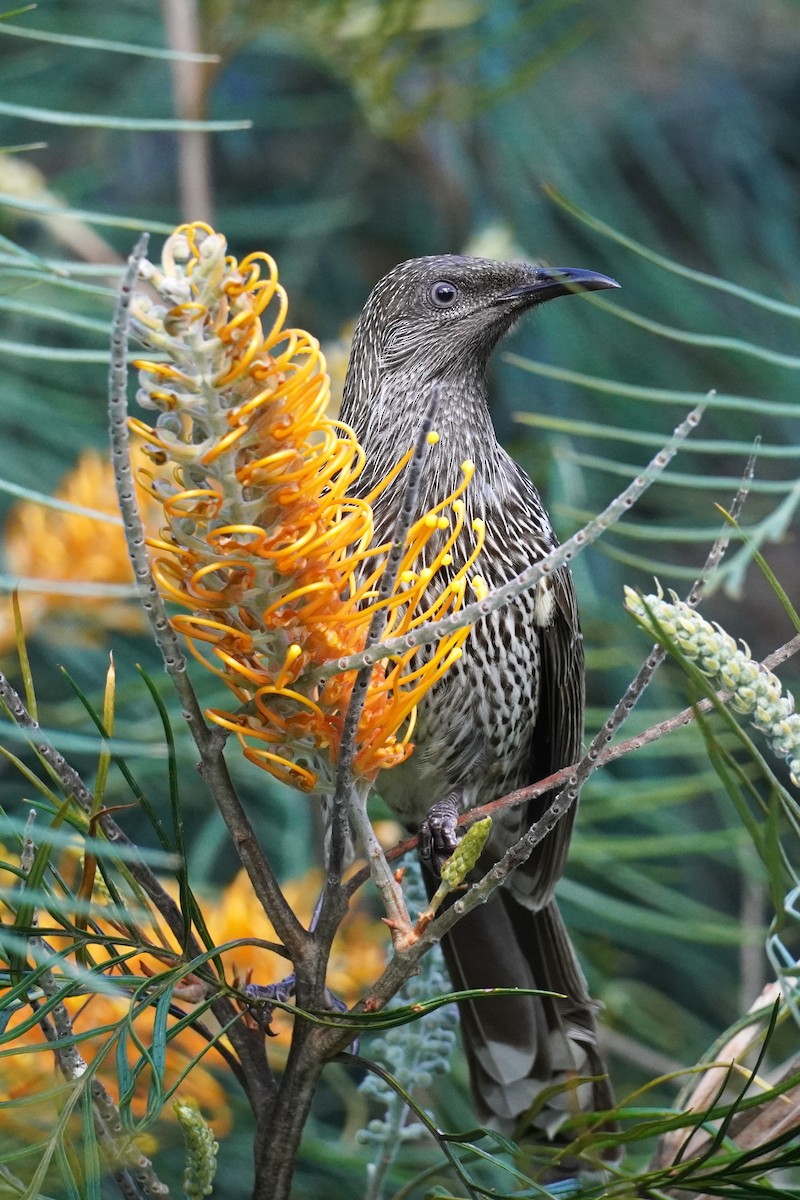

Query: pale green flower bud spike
<box><xmin>417</xmin><ymin>817</ymin><xmax>492</xmax><ymax>928</ymax></box>
<box><xmin>174</xmin><ymin>1098</ymin><xmax>219</xmax><ymax>1200</ymax></box>
<box><xmin>625</xmin><ymin>585</ymin><xmax>800</xmax><ymax>787</ymax></box>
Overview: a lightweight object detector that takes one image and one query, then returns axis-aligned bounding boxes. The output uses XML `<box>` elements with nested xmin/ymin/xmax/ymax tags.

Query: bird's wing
<box><xmin>505</xmin><ymin>563</ymin><xmax>585</xmax><ymax>909</ymax></box>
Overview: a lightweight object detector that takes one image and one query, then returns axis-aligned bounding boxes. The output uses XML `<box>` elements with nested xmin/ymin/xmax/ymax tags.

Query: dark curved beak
<box><xmin>499</xmin><ymin>267</ymin><xmax>620</xmax><ymax>305</ymax></box>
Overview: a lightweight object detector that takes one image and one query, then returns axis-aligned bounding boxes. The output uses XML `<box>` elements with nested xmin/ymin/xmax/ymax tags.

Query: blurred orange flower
<box><xmin>0</xmin><ymin>444</ymin><xmax>162</xmax><ymax>652</ymax></box>
<box><xmin>0</xmin><ymin>863</ymin><xmax>388</xmax><ymax>1142</ymax></box>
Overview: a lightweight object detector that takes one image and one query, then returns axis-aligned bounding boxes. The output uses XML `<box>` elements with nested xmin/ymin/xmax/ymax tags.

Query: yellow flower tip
<box><xmin>461</xmin><ymin>459</ymin><xmax>475</xmax><ymax>479</ymax></box>
<box><xmin>426</xmin><ymin>430</ymin><xmax>440</xmax><ymax>445</ymax></box>
<box><xmin>441</xmin><ymin>553</ymin><xmax>453</xmax><ymax>567</ymax></box>
<box><xmin>448</xmin><ymin>578</ymin><xmax>466</xmax><ymax>604</ymax></box>
<box><xmin>274</xmin><ymin>643</ymin><xmax>305</xmax><ymax>689</ymax></box>
<box><xmin>472</xmin><ymin>518</ymin><xmax>485</xmax><ymax>535</ymax></box>
<box><xmin>470</xmin><ymin>575</ymin><xmax>488</xmax><ymax>602</ymax></box>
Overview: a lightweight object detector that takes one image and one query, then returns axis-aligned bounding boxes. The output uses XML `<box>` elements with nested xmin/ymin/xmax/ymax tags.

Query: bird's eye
<box><xmin>430</xmin><ymin>280</ymin><xmax>458</xmax><ymax>308</ymax></box>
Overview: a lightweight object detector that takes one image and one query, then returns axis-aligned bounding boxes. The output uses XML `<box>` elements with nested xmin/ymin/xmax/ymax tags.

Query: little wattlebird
<box><xmin>339</xmin><ymin>255</ymin><xmax>620</xmax><ymax>1146</ymax></box>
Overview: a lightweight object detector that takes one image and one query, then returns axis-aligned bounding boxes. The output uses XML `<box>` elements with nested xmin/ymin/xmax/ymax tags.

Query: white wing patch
<box><xmin>534</xmin><ymin>577</ymin><xmax>556</xmax><ymax>628</ymax></box>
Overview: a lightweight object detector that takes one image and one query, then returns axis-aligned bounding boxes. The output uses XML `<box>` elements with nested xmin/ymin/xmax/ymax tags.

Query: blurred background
<box><xmin>1</xmin><ymin>1</ymin><xmax>800</xmax><ymax>1194</ymax></box>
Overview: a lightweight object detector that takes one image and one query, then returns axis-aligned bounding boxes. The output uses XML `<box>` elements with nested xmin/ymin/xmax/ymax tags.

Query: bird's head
<box><xmin>345</xmin><ymin>254</ymin><xmax>620</xmax><ymax>397</ymax></box>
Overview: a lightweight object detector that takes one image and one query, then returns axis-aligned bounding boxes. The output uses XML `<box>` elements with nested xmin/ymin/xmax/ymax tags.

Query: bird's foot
<box><xmin>245</xmin><ymin>974</ymin><xmax>296</xmax><ymax>1006</ymax></box>
<box><xmin>243</xmin><ymin>976</ymin><xmax>353</xmax><ymax>1039</ymax></box>
<box><xmin>323</xmin><ymin>988</ymin><xmax>348</xmax><ymax>1015</ymax></box>
<box><xmin>419</xmin><ymin>794</ymin><xmax>461</xmax><ymax>875</ymax></box>
<box><xmin>243</xmin><ymin>975</ymin><xmax>295</xmax><ymax>1034</ymax></box>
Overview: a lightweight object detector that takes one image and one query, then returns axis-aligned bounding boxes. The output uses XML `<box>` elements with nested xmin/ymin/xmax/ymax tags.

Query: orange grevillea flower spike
<box><xmin>129</xmin><ymin>223</ymin><xmax>485</xmax><ymax>791</ymax></box>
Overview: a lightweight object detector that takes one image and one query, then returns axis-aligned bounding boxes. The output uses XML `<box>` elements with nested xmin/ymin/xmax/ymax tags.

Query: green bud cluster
<box><xmin>440</xmin><ymin>816</ymin><xmax>493</xmax><ymax>888</ymax></box>
<box><xmin>174</xmin><ymin>1099</ymin><xmax>218</xmax><ymax>1199</ymax></box>
<box><xmin>625</xmin><ymin>586</ymin><xmax>800</xmax><ymax>786</ymax></box>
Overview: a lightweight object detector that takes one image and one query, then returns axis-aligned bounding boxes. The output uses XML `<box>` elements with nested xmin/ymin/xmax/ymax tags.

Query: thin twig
<box><xmin>686</xmin><ymin>441</ymin><xmax>758</xmax><ymax>606</ymax></box>
<box><xmin>348</xmin><ymin>779</ymin><xmax>415</xmax><ymax>945</ymax></box>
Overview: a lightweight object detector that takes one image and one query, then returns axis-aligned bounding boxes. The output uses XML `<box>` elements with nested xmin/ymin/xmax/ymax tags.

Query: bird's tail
<box><xmin>437</xmin><ymin>887</ymin><xmax>615</xmax><ymax>1152</ymax></box>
